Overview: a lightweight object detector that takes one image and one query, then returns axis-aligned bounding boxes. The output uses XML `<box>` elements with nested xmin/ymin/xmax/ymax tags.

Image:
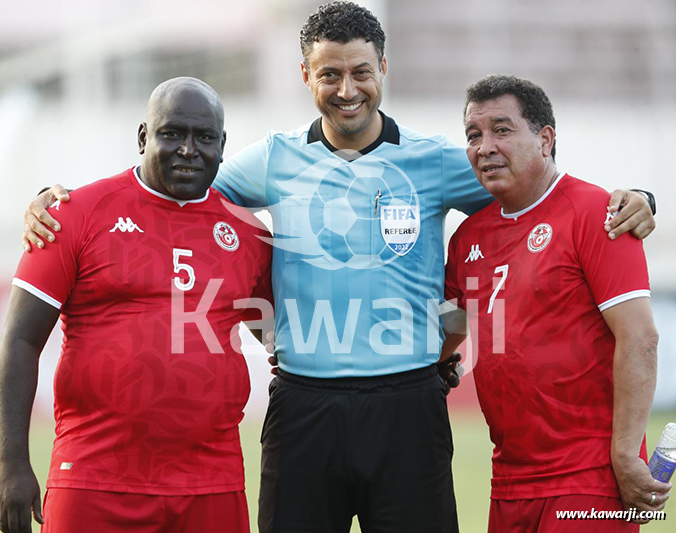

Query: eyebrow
<box><xmin>464</xmin><ymin>116</ymin><xmax>515</xmax><ymax>135</ymax></box>
<box><xmin>158</xmin><ymin>121</ymin><xmax>218</xmax><ymax>132</ymax></box>
<box><xmin>316</xmin><ymin>62</ymin><xmax>374</xmax><ymax>73</ymax></box>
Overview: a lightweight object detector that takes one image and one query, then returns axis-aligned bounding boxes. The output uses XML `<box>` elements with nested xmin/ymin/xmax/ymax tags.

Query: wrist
<box><xmin>611</xmin><ymin>444</ymin><xmax>640</xmax><ymax>468</ymax></box>
<box><xmin>630</xmin><ymin>189</ymin><xmax>657</xmax><ymax>215</ymax></box>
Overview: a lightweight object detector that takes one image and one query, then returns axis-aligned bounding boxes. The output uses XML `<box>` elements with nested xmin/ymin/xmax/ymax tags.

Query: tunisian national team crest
<box><xmin>213</xmin><ymin>222</ymin><xmax>239</xmax><ymax>252</ymax></box>
<box><xmin>527</xmin><ymin>223</ymin><xmax>553</xmax><ymax>253</ymax></box>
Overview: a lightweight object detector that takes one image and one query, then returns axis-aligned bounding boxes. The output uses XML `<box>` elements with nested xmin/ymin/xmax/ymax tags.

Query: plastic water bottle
<box><xmin>648</xmin><ymin>423</ymin><xmax>676</xmax><ymax>482</ymax></box>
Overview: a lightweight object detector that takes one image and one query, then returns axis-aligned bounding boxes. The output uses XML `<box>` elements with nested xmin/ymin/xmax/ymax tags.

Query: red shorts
<box><xmin>488</xmin><ymin>494</ymin><xmax>640</xmax><ymax>533</ymax></box>
<box><xmin>42</xmin><ymin>488</ymin><xmax>249</xmax><ymax>533</ymax></box>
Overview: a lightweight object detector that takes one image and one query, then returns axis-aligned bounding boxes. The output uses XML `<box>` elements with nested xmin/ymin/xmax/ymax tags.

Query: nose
<box><xmin>337</xmin><ymin>76</ymin><xmax>358</xmax><ymax>101</ymax></box>
<box><xmin>178</xmin><ymin>135</ymin><xmax>198</xmax><ymax>159</ymax></box>
<box><xmin>477</xmin><ymin>135</ymin><xmax>497</xmax><ymax>157</ymax></box>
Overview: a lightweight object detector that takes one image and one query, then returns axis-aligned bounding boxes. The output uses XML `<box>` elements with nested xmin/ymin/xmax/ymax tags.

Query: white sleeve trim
<box><xmin>598</xmin><ymin>289</ymin><xmax>651</xmax><ymax>312</ymax></box>
<box><xmin>12</xmin><ymin>278</ymin><xmax>63</xmax><ymax>310</ymax></box>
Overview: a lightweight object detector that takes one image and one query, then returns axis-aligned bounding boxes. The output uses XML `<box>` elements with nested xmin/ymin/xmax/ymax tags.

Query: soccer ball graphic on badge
<box><xmin>305</xmin><ymin>155</ymin><xmax>420</xmax><ymax>270</ymax></box>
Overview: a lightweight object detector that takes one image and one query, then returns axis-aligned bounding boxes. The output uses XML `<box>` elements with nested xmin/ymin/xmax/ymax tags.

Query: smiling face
<box><xmin>464</xmin><ymin>94</ymin><xmax>556</xmax><ymax>213</ymax></box>
<box><xmin>301</xmin><ymin>38</ymin><xmax>387</xmax><ymax>151</ymax></box>
<box><xmin>138</xmin><ymin>81</ymin><xmax>226</xmax><ymax>201</ymax></box>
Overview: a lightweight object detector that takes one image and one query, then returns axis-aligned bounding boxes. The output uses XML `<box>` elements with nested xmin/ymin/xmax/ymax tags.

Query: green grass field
<box><xmin>28</xmin><ymin>410</ymin><xmax>675</xmax><ymax>532</ymax></box>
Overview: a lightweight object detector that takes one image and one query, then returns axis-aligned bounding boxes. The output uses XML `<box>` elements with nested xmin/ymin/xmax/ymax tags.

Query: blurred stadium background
<box><xmin>1</xmin><ymin>0</ymin><xmax>675</xmax><ymax>530</ymax></box>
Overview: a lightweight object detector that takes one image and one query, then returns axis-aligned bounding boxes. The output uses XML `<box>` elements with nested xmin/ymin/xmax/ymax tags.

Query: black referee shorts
<box><xmin>258</xmin><ymin>365</ymin><xmax>458</xmax><ymax>533</ymax></box>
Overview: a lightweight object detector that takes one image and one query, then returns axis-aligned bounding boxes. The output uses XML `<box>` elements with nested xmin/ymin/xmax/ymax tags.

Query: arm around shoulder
<box><xmin>22</xmin><ymin>184</ymin><xmax>70</xmax><ymax>252</ymax></box>
<box><xmin>605</xmin><ymin>189</ymin><xmax>656</xmax><ymax>241</ymax></box>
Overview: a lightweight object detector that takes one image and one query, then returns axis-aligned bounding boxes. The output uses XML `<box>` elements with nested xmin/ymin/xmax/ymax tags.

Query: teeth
<box><xmin>337</xmin><ymin>102</ymin><xmax>362</xmax><ymax>111</ymax></box>
<box><xmin>176</xmin><ymin>167</ymin><xmax>197</xmax><ymax>172</ymax></box>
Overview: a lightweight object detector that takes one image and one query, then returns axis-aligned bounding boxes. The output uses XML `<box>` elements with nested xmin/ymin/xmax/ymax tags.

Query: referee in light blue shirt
<box><xmin>213</xmin><ymin>4</ymin><xmax>486</xmax><ymax>532</ymax></box>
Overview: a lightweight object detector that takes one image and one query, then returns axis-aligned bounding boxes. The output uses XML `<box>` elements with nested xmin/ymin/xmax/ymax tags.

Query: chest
<box><xmin>455</xmin><ymin>219</ymin><xmax>583</xmax><ymax>313</ymax></box>
<box><xmin>73</xmin><ymin>207</ymin><xmax>257</xmax><ymax>307</ymax></box>
<box><xmin>266</xmin><ymin>151</ymin><xmax>441</xmax><ymax>266</ymax></box>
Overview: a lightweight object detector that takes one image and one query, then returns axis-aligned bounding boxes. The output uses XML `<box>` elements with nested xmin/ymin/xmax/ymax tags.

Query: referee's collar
<box><xmin>307</xmin><ymin>111</ymin><xmax>400</xmax><ymax>160</ymax></box>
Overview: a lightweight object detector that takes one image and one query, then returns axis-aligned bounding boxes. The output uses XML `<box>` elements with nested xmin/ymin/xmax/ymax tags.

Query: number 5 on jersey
<box><xmin>173</xmin><ymin>249</ymin><xmax>195</xmax><ymax>291</ymax></box>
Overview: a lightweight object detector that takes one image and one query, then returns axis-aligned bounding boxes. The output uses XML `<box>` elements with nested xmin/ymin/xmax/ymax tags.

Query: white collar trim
<box><xmin>133</xmin><ymin>166</ymin><xmax>209</xmax><ymax>207</ymax></box>
<box><xmin>501</xmin><ymin>172</ymin><xmax>565</xmax><ymax>220</ymax></box>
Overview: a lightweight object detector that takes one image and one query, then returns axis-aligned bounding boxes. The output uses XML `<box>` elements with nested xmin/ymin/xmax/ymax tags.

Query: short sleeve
<box><xmin>13</xmin><ymin>199</ymin><xmax>85</xmax><ymax>309</ymax></box>
<box><xmin>574</xmin><ymin>191</ymin><xmax>650</xmax><ymax>312</ymax></box>
<box><xmin>213</xmin><ymin>136</ymin><xmax>271</xmax><ymax>207</ymax></box>
<box><xmin>441</xmin><ymin>140</ymin><xmax>494</xmax><ymax>215</ymax></box>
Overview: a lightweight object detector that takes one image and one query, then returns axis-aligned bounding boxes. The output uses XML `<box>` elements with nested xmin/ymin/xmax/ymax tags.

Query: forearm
<box><xmin>0</xmin><ymin>287</ymin><xmax>60</xmax><ymax>462</ymax></box>
<box><xmin>0</xmin><ymin>339</ymin><xmax>40</xmax><ymax>463</ymax></box>
<box><xmin>440</xmin><ymin>308</ymin><xmax>467</xmax><ymax>361</ymax></box>
<box><xmin>440</xmin><ymin>332</ymin><xmax>466</xmax><ymax>362</ymax></box>
<box><xmin>611</xmin><ymin>332</ymin><xmax>658</xmax><ymax>464</ymax></box>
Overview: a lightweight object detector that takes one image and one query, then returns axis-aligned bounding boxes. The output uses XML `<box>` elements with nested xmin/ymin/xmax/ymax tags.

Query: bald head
<box><xmin>137</xmin><ymin>77</ymin><xmax>226</xmax><ymax>201</ymax></box>
<box><xmin>146</xmin><ymin>77</ymin><xmax>224</xmax><ymax>130</ymax></box>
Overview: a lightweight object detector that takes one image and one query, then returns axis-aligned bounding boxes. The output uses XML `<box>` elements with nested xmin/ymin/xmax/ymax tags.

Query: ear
<box><xmin>539</xmin><ymin>125</ymin><xmax>555</xmax><ymax>158</ymax></box>
<box><xmin>301</xmin><ymin>61</ymin><xmax>311</xmax><ymax>88</ymax></box>
<box><xmin>138</xmin><ymin>123</ymin><xmax>148</xmax><ymax>155</ymax></box>
<box><xmin>380</xmin><ymin>55</ymin><xmax>388</xmax><ymax>77</ymax></box>
<box><xmin>220</xmin><ymin>130</ymin><xmax>227</xmax><ymax>163</ymax></box>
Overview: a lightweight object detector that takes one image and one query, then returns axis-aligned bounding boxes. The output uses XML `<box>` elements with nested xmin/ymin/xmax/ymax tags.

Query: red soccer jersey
<box><xmin>14</xmin><ymin>168</ymin><xmax>273</xmax><ymax>495</ymax></box>
<box><xmin>445</xmin><ymin>174</ymin><xmax>650</xmax><ymax>500</ymax></box>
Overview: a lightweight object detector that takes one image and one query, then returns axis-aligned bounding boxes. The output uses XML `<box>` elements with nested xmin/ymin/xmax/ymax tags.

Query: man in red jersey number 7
<box><xmin>443</xmin><ymin>75</ymin><xmax>670</xmax><ymax>531</ymax></box>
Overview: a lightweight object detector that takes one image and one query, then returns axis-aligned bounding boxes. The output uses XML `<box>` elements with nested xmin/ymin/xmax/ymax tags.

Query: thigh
<box><xmin>355</xmin><ymin>376</ymin><xmax>458</xmax><ymax>533</ymax></box>
<box><xmin>488</xmin><ymin>499</ymin><xmax>545</xmax><ymax>533</ymax></box>
<box><xmin>170</xmin><ymin>491</ymin><xmax>249</xmax><ymax>533</ymax></box>
<box><xmin>489</xmin><ymin>495</ymin><xmax>641</xmax><ymax>533</ymax></box>
<box><xmin>42</xmin><ymin>488</ymin><xmax>163</xmax><ymax>533</ymax></box>
<box><xmin>258</xmin><ymin>378</ymin><xmax>353</xmax><ymax>533</ymax></box>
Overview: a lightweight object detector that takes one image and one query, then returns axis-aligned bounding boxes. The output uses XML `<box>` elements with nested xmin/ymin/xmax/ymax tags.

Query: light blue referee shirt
<box><xmin>213</xmin><ymin>113</ymin><xmax>493</xmax><ymax>377</ymax></box>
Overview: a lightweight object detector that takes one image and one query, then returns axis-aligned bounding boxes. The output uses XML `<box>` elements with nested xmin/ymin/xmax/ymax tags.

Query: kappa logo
<box><xmin>527</xmin><ymin>223</ymin><xmax>552</xmax><ymax>253</ymax></box>
<box><xmin>465</xmin><ymin>244</ymin><xmax>484</xmax><ymax>263</ymax></box>
<box><xmin>110</xmin><ymin>217</ymin><xmax>144</xmax><ymax>233</ymax></box>
<box><xmin>213</xmin><ymin>222</ymin><xmax>239</xmax><ymax>251</ymax></box>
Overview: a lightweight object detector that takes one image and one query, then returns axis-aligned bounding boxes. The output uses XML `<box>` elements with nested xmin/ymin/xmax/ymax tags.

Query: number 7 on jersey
<box><xmin>488</xmin><ymin>265</ymin><xmax>509</xmax><ymax>314</ymax></box>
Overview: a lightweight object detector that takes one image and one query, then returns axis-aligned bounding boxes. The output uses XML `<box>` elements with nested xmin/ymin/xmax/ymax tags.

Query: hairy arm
<box><xmin>0</xmin><ymin>288</ymin><xmax>60</xmax><ymax>533</ymax></box>
<box><xmin>603</xmin><ymin>297</ymin><xmax>671</xmax><ymax>521</ymax></box>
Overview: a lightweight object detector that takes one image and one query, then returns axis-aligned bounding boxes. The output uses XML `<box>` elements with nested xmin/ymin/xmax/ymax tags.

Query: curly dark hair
<box><xmin>464</xmin><ymin>75</ymin><xmax>557</xmax><ymax>160</ymax></box>
<box><xmin>300</xmin><ymin>2</ymin><xmax>386</xmax><ymax>67</ymax></box>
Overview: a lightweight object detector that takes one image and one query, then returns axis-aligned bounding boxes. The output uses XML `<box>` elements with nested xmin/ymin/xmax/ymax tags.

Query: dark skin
<box><xmin>0</xmin><ymin>289</ymin><xmax>59</xmax><ymax>533</ymax></box>
<box><xmin>137</xmin><ymin>80</ymin><xmax>226</xmax><ymax>201</ymax></box>
<box><xmin>0</xmin><ymin>78</ymin><xmax>269</xmax><ymax>532</ymax></box>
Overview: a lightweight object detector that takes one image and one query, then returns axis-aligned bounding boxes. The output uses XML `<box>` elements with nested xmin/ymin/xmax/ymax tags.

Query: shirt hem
<box><xmin>490</xmin><ymin>486</ymin><xmax>620</xmax><ymax>501</ymax></box>
<box><xmin>12</xmin><ymin>278</ymin><xmax>62</xmax><ymax>309</ymax></box>
<box><xmin>598</xmin><ymin>289</ymin><xmax>651</xmax><ymax>312</ymax></box>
